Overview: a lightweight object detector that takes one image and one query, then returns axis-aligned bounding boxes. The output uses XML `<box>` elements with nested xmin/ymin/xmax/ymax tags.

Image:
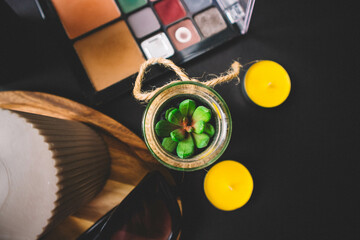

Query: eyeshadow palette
<box><xmin>38</xmin><ymin>0</ymin><xmax>255</xmax><ymax>104</ymax></box>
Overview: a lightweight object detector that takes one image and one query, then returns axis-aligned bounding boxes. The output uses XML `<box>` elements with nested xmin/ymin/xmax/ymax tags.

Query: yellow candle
<box><xmin>244</xmin><ymin>60</ymin><xmax>291</xmax><ymax>108</ymax></box>
<box><xmin>204</xmin><ymin>160</ymin><xmax>253</xmax><ymax>211</ymax></box>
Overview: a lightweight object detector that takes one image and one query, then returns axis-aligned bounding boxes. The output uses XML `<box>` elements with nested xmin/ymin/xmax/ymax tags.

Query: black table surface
<box><xmin>1</xmin><ymin>1</ymin><xmax>360</xmax><ymax>239</ymax></box>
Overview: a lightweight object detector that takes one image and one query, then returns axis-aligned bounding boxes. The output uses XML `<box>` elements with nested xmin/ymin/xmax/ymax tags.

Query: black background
<box><xmin>1</xmin><ymin>0</ymin><xmax>360</xmax><ymax>239</ymax></box>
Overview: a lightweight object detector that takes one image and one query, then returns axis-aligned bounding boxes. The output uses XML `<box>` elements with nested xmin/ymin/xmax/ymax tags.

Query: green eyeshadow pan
<box><xmin>117</xmin><ymin>0</ymin><xmax>147</xmax><ymax>13</ymax></box>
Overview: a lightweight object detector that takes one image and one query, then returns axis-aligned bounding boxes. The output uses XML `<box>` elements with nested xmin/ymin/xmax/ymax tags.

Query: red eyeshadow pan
<box><xmin>154</xmin><ymin>0</ymin><xmax>186</xmax><ymax>25</ymax></box>
<box><xmin>167</xmin><ymin>19</ymin><xmax>201</xmax><ymax>51</ymax></box>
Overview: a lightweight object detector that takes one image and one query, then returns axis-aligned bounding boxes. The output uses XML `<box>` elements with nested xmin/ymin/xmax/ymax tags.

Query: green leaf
<box><xmin>162</xmin><ymin>137</ymin><xmax>178</xmax><ymax>153</ymax></box>
<box><xmin>179</xmin><ymin>99</ymin><xmax>196</xmax><ymax>117</ymax></box>
<box><xmin>155</xmin><ymin>120</ymin><xmax>179</xmax><ymax>137</ymax></box>
<box><xmin>176</xmin><ymin>135</ymin><xmax>195</xmax><ymax>159</ymax></box>
<box><xmin>192</xmin><ymin>106</ymin><xmax>211</xmax><ymax>123</ymax></box>
<box><xmin>167</xmin><ymin>109</ymin><xmax>184</xmax><ymax>126</ymax></box>
<box><xmin>170</xmin><ymin>129</ymin><xmax>185</xmax><ymax>142</ymax></box>
<box><xmin>193</xmin><ymin>120</ymin><xmax>205</xmax><ymax>134</ymax></box>
<box><xmin>165</xmin><ymin>107</ymin><xmax>176</xmax><ymax>121</ymax></box>
<box><xmin>204</xmin><ymin>123</ymin><xmax>215</xmax><ymax>137</ymax></box>
<box><xmin>192</xmin><ymin>133</ymin><xmax>210</xmax><ymax>149</ymax></box>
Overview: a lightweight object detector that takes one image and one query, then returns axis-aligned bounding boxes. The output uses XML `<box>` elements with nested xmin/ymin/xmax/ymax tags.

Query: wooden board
<box><xmin>0</xmin><ymin>91</ymin><xmax>170</xmax><ymax>239</ymax></box>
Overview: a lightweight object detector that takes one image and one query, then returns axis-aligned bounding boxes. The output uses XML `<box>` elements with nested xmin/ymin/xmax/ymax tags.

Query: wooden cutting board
<box><xmin>0</xmin><ymin>91</ymin><xmax>171</xmax><ymax>240</ymax></box>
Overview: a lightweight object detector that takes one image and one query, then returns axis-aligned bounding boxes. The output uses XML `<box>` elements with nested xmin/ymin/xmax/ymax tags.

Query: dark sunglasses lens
<box><xmin>110</xmin><ymin>195</ymin><xmax>172</xmax><ymax>240</ymax></box>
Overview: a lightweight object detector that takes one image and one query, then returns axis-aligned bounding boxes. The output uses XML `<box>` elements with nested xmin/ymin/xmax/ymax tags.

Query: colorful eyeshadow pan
<box><xmin>154</xmin><ymin>0</ymin><xmax>187</xmax><ymax>25</ymax></box>
<box><xmin>117</xmin><ymin>0</ymin><xmax>147</xmax><ymax>13</ymax></box>
<box><xmin>194</xmin><ymin>8</ymin><xmax>227</xmax><ymax>38</ymax></box>
<box><xmin>73</xmin><ymin>21</ymin><xmax>145</xmax><ymax>91</ymax></box>
<box><xmin>167</xmin><ymin>19</ymin><xmax>201</xmax><ymax>51</ymax></box>
<box><xmin>51</xmin><ymin>0</ymin><xmax>121</xmax><ymax>39</ymax></box>
<box><xmin>141</xmin><ymin>33</ymin><xmax>175</xmax><ymax>59</ymax></box>
<box><xmin>183</xmin><ymin>0</ymin><xmax>212</xmax><ymax>12</ymax></box>
<box><xmin>128</xmin><ymin>8</ymin><xmax>161</xmax><ymax>38</ymax></box>
<box><xmin>40</xmin><ymin>0</ymin><xmax>255</xmax><ymax>101</ymax></box>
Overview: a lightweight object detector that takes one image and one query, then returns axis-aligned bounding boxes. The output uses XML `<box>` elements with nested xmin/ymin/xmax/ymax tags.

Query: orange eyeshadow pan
<box><xmin>73</xmin><ymin>21</ymin><xmax>145</xmax><ymax>91</ymax></box>
<box><xmin>51</xmin><ymin>0</ymin><xmax>121</xmax><ymax>39</ymax></box>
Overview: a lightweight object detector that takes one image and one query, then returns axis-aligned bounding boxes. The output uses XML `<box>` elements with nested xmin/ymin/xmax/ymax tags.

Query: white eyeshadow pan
<box><xmin>141</xmin><ymin>32</ymin><xmax>175</xmax><ymax>59</ymax></box>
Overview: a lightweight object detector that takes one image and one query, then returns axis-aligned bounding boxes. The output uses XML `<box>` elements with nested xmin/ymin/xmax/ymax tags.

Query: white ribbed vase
<box><xmin>0</xmin><ymin>109</ymin><xmax>110</xmax><ymax>239</ymax></box>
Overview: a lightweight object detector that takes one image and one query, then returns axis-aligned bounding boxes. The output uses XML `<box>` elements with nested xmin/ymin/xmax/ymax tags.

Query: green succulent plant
<box><xmin>155</xmin><ymin>99</ymin><xmax>215</xmax><ymax>159</ymax></box>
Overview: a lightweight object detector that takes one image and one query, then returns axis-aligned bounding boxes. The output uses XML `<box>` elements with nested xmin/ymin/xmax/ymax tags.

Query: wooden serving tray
<box><xmin>0</xmin><ymin>91</ymin><xmax>170</xmax><ymax>240</ymax></box>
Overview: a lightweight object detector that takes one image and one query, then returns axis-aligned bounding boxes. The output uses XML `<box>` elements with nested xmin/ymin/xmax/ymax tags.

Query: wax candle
<box><xmin>244</xmin><ymin>60</ymin><xmax>291</xmax><ymax>108</ymax></box>
<box><xmin>204</xmin><ymin>160</ymin><xmax>253</xmax><ymax>211</ymax></box>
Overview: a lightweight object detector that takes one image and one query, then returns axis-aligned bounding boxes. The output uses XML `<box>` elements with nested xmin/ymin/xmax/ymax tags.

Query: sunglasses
<box><xmin>77</xmin><ymin>171</ymin><xmax>182</xmax><ymax>240</ymax></box>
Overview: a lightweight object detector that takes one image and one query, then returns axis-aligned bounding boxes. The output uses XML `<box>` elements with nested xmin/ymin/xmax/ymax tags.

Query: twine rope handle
<box><xmin>133</xmin><ymin>58</ymin><xmax>242</xmax><ymax>102</ymax></box>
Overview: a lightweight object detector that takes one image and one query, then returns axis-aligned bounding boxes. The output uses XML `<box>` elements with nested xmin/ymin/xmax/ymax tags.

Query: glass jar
<box><xmin>142</xmin><ymin>81</ymin><xmax>232</xmax><ymax>171</ymax></box>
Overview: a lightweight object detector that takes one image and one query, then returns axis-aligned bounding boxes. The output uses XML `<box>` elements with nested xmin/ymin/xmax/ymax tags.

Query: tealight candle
<box><xmin>204</xmin><ymin>160</ymin><xmax>253</xmax><ymax>211</ymax></box>
<box><xmin>244</xmin><ymin>60</ymin><xmax>291</xmax><ymax>108</ymax></box>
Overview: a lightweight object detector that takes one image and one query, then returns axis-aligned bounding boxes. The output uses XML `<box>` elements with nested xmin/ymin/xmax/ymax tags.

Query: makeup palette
<box><xmin>38</xmin><ymin>0</ymin><xmax>255</xmax><ymax>104</ymax></box>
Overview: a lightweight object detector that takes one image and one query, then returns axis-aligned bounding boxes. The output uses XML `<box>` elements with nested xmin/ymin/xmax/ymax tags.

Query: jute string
<box><xmin>133</xmin><ymin>58</ymin><xmax>242</xmax><ymax>102</ymax></box>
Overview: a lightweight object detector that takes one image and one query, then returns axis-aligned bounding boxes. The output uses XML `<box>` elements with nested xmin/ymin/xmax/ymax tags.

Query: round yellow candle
<box><xmin>244</xmin><ymin>60</ymin><xmax>291</xmax><ymax>108</ymax></box>
<box><xmin>204</xmin><ymin>160</ymin><xmax>253</xmax><ymax>211</ymax></box>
